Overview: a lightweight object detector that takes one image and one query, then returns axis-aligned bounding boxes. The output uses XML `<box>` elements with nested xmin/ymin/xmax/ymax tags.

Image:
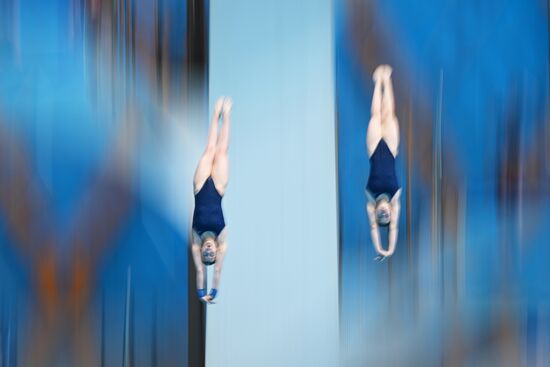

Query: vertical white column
<box><xmin>207</xmin><ymin>1</ymin><xmax>338</xmax><ymax>367</ymax></box>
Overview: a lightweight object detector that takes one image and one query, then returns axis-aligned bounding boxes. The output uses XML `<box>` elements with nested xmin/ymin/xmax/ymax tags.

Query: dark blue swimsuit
<box><xmin>366</xmin><ymin>140</ymin><xmax>399</xmax><ymax>198</ymax></box>
<box><xmin>192</xmin><ymin>177</ymin><xmax>225</xmax><ymax>236</ymax></box>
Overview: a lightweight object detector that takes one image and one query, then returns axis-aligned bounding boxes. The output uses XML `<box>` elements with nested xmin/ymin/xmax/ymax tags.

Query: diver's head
<box><xmin>200</xmin><ymin>231</ymin><xmax>218</xmax><ymax>265</ymax></box>
<box><xmin>375</xmin><ymin>195</ymin><xmax>391</xmax><ymax>226</ymax></box>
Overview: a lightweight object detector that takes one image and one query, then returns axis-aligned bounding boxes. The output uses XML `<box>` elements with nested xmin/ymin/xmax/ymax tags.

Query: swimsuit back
<box><xmin>192</xmin><ymin>177</ymin><xmax>225</xmax><ymax>236</ymax></box>
<box><xmin>366</xmin><ymin>140</ymin><xmax>399</xmax><ymax>198</ymax></box>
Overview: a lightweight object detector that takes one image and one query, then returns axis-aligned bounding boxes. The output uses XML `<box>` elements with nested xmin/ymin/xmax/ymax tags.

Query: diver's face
<box><xmin>375</xmin><ymin>201</ymin><xmax>391</xmax><ymax>226</ymax></box>
<box><xmin>201</xmin><ymin>239</ymin><xmax>217</xmax><ymax>263</ymax></box>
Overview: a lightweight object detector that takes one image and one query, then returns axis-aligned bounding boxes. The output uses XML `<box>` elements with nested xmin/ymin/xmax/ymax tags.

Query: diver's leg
<box><xmin>194</xmin><ymin>98</ymin><xmax>224</xmax><ymax>193</ymax></box>
<box><xmin>381</xmin><ymin>69</ymin><xmax>399</xmax><ymax>157</ymax></box>
<box><xmin>371</xmin><ymin>65</ymin><xmax>384</xmax><ymax>116</ymax></box>
<box><xmin>381</xmin><ymin>65</ymin><xmax>395</xmax><ymax>119</ymax></box>
<box><xmin>367</xmin><ymin>72</ymin><xmax>383</xmax><ymax>157</ymax></box>
<box><xmin>212</xmin><ymin>98</ymin><xmax>231</xmax><ymax>195</ymax></box>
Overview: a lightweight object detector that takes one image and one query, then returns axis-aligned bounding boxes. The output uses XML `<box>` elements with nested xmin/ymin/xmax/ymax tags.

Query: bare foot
<box><xmin>382</xmin><ymin>64</ymin><xmax>393</xmax><ymax>79</ymax></box>
<box><xmin>373</xmin><ymin>65</ymin><xmax>385</xmax><ymax>83</ymax></box>
<box><xmin>222</xmin><ymin>97</ymin><xmax>233</xmax><ymax>115</ymax></box>
<box><xmin>214</xmin><ymin>97</ymin><xmax>225</xmax><ymax>118</ymax></box>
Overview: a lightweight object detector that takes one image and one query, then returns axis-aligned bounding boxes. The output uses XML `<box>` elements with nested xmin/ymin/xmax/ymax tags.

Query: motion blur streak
<box><xmin>0</xmin><ymin>0</ymin><xmax>205</xmax><ymax>365</ymax></box>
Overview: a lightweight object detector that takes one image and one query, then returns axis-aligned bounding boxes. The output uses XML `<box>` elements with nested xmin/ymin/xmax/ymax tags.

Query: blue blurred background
<box><xmin>0</xmin><ymin>0</ymin><xmax>198</xmax><ymax>365</ymax></box>
<box><xmin>337</xmin><ymin>0</ymin><xmax>550</xmax><ymax>366</ymax></box>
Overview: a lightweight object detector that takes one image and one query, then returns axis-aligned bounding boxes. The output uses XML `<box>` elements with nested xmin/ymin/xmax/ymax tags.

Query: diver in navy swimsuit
<box><xmin>366</xmin><ymin>65</ymin><xmax>402</xmax><ymax>261</ymax></box>
<box><xmin>190</xmin><ymin>97</ymin><xmax>232</xmax><ymax>304</ymax></box>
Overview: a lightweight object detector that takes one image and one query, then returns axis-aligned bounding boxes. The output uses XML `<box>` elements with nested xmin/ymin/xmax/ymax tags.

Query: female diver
<box><xmin>190</xmin><ymin>97</ymin><xmax>232</xmax><ymax>303</ymax></box>
<box><xmin>366</xmin><ymin>65</ymin><xmax>401</xmax><ymax>261</ymax></box>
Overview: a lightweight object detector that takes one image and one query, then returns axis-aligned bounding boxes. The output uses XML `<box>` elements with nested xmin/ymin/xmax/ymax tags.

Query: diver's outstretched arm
<box><xmin>387</xmin><ymin>189</ymin><xmax>402</xmax><ymax>257</ymax></box>
<box><xmin>366</xmin><ymin>192</ymin><xmax>388</xmax><ymax>258</ymax></box>
<box><xmin>201</xmin><ymin>229</ymin><xmax>228</xmax><ymax>304</ymax></box>
<box><xmin>211</xmin><ymin>244</ymin><xmax>226</xmax><ymax>289</ymax></box>
<box><xmin>367</xmin><ymin>200</ymin><xmax>384</xmax><ymax>258</ymax></box>
<box><xmin>190</xmin><ymin>231</ymin><xmax>206</xmax><ymax>295</ymax></box>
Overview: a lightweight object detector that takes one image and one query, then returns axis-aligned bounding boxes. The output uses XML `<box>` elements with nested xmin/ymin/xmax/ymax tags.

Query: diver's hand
<box><xmin>200</xmin><ymin>295</ymin><xmax>216</xmax><ymax>304</ymax></box>
<box><xmin>197</xmin><ymin>288</ymin><xmax>206</xmax><ymax>299</ymax></box>
<box><xmin>374</xmin><ymin>254</ymin><xmax>388</xmax><ymax>262</ymax></box>
<box><xmin>203</xmin><ymin>288</ymin><xmax>218</xmax><ymax>304</ymax></box>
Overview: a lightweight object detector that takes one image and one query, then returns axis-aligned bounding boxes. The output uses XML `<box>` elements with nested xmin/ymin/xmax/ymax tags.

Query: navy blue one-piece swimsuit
<box><xmin>366</xmin><ymin>140</ymin><xmax>399</xmax><ymax>198</ymax></box>
<box><xmin>192</xmin><ymin>177</ymin><xmax>225</xmax><ymax>236</ymax></box>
